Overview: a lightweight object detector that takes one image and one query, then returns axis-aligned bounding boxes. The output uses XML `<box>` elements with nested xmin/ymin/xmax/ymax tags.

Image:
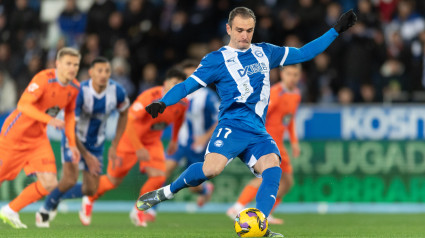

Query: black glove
<box><xmin>145</xmin><ymin>101</ymin><xmax>166</xmax><ymax>118</ymax></box>
<box><xmin>334</xmin><ymin>9</ymin><xmax>357</xmax><ymax>34</ymax></box>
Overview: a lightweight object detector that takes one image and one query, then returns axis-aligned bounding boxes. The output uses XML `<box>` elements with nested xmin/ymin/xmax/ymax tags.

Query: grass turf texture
<box><xmin>1</xmin><ymin>213</ymin><xmax>423</xmax><ymax>237</ymax></box>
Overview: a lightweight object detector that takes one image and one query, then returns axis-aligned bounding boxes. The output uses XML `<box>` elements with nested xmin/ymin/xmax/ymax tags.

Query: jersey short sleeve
<box><xmin>115</xmin><ymin>82</ymin><xmax>130</xmax><ymax>112</ymax></box>
<box><xmin>190</xmin><ymin>53</ymin><xmax>221</xmax><ymax>87</ymax></box>
<box><xmin>23</xmin><ymin>71</ymin><xmax>49</xmax><ymax>101</ymax></box>
<box><xmin>263</xmin><ymin>43</ymin><xmax>289</xmax><ymax>69</ymax></box>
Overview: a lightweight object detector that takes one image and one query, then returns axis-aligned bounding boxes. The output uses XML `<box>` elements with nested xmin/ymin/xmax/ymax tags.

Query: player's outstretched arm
<box><xmin>283</xmin><ymin>9</ymin><xmax>357</xmax><ymax>65</ymax></box>
<box><xmin>145</xmin><ymin>77</ymin><xmax>203</xmax><ymax>118</ymax></box>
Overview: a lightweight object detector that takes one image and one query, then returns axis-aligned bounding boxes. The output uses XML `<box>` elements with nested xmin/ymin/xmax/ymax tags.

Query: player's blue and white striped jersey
<box><xmin>75</xmin><ymin>79</ymin><xmax>129</xmax><ymax>147</ymax></box>
<box><xmin>178</xmin><ymin>87</ymin><xmax>219</xmax><ymax>152</ymax></box>
<box><xmin>189</xmin><ymin>43</ymin><xmax>291</xmax><ymax>131</ymax></box>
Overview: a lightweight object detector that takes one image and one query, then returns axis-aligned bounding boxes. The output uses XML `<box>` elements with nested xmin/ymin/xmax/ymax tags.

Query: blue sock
<box><xmin>43</xmin><ymin>188</ymin><xmax>64</xmax><ymax>211</ymax></box>
<box><xmin>61</xmin><ymin>183</ymin><xmax>83</xmax><ymax>199</ymax></box>
<box><xmin>170</xmin><ymin>162</ymin><xmax>208</xmax><ymax>193</ymax></box>
<box><xmin>256</xmin><ymin>167</ymin><xmax>282</xmax><ymax>217</ymax></box>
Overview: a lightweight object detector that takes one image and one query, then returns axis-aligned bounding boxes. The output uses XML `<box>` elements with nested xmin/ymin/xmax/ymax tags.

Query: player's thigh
<box><xmin>140</xmin><ymin>141</ymin><xmax>166</xmax><ymax>173</ymax></box>
<box><xmin>0</xmin><ymin>146</ymin><xmax>26</xmax><ymax>182</ymax></box>
<box><xmin>242</xmin><ymin>134</ymin><xmax>280</xmax><ymax>177</ymax></box>
<box><xmin>107</xmin><ymin>151</ymin><xmax>138</xmax><ymax>179</ymax></box>
<box><xmin>206</xmin><ymin>122</ymin><xmax>249</xmax><ymax>162</ymax></box>
<box><xmin>35</xmin><ymin>172</ymin><xmax>58</xmax><ymax>192</ymax></box>
<box><xmin>24</xmin><ymin>140</ymin><xmax>57</xmax><ymax>176</ymax></box>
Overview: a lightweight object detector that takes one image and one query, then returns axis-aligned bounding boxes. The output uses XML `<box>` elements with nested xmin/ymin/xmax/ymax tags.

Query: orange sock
<box><xmin>271</xmin><ymin>198</ymin><xmax>282</xmax><ymax>214</ymax></box>
<box><xmin>88</xmin><ymin>175</ymin><xmax>116</xmax><ymax>202</ymax></box>
<box><xmin>139</xmin><ymin>176</ymin><xmax>166</xmax><ymax>196</ymax></box>
<box><xmin>9</xmin><ymin>181</ymin><xmax>49</xmax><ymax>212</ymax></box>
<box><xmin>237</xmin><ymin>185</ymin><xmax>258</xmax><ymax>206</ymax></box>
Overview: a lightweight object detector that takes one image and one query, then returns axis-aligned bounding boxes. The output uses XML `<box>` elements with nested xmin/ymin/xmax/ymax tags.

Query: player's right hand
<box><xmin>136</xmin><ymin>148</ymin><xmax>150</xmax><ymax>162</ymax></box>
<box><xmin>48</xmin><ymin>118</ymin><xmax>65</xmax><ymax>129</ymax></box>
<box><xmin>145</xmin><ymin>102</ymin><xmax>166</xmax><ymax>118</ymax></box>
<box><xmin>334</xmin><ymin>9</ymin><xmax>357</xmax><ymax>34</ymax></box>
<box><xmin>291</xmin><ymin>143</ymin><xmax>301</xmax><ymax>158</ymax></box>
<box><xmin>84</xmin><ymin>151</ymin><xmax>102</xmax><ymax>175</ymax></box>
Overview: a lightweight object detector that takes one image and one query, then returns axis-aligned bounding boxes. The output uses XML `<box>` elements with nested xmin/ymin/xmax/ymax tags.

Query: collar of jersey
<box><xmin>224</xmin><ymin>45</ymin><xmax>252</xmax><ymax>53</ymax></box>
<box><xmin>89</xmin><ymin>79</ymin><xmax>109</xmax><ymax>99</ymax></box>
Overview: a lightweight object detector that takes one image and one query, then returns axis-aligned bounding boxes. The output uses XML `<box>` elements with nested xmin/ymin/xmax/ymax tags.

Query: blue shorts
<box><xmin>206</xmin><ymin>119</ymin><xmax>280</xmax><ymax>177</ymax></box>
<box><xmin>61</xmin><ymin>136</ymin><xmax>104</xmax><ymax>172</ymax></box>
<box><xmin>166</xmin><ymin>144</ymin><xmax>205</xmax><ymax>168</ymax></box>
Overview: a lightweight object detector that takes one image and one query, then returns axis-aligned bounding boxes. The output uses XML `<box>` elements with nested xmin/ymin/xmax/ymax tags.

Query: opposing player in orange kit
<box><xmin>79</xmin><ymin>68</ymin><xmax>188</xmax><ymax>227</ymax></box>
<box><xmin>0</xmin><ymin>47</ymin><xmax>81</xmax><ymax>229</ymax></box>
<box><xmin>227</xmin><ymin>64</ymin><xmax>302</xmax><ymax>224</ymax></box>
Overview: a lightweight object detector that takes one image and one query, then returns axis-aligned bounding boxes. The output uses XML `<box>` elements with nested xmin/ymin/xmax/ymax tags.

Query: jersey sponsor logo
<box><xmin>237</xmin><ymin>62</ymin><xmax>268</xmax><ymax>77</ymax></box>
<box><xmin>151</xmin><ymin>122</ymin><xmax>168</xmax><ymax>130</ymax></box>
<box><xmin>46</xmin><ymin>106</ymin><xmax>61</xmax><ymax>117</ymax></box>
<box><xmin>27</xmin><ymin>82</ymin><xmax>39</xmax><ymax>92</ymax></box>
<box><xmin>214</xmin><ymin>140</ymin><xmax>224</xmax><ymax>147</ymax></box>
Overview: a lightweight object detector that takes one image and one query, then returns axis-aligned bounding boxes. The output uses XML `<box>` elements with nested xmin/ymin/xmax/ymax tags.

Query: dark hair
<box><xmin>280</xmin><ymin>64</ymin><xmax>302</xmax><ymax>71</ymax></box>
<box><xmin>179</xmin><ymin>59</ymin><xmax>199</xmax><ymax>70</ymax></box>
<box><xmin>90</xmin><ymin>57</ymin><xmax>110</xmax><ymax>68</ymax></box>
<box><xmin>228</xmin><ymin>7</ymin><xmax>256</xmax><ymax>27</ymax></box>
<box><xmin>165</xmin><ymin>67</ymin><xmax>187</xmax><ymax>81</ymax></box>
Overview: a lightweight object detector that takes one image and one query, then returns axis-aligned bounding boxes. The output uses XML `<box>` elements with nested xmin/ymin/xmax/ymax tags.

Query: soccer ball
<box><xmin>234</xmin><ymin>208</ymin><xmax>268</xmax><ymax>237</ymax></box>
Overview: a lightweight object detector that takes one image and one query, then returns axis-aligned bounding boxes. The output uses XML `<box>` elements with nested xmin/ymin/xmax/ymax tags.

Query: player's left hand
<box><xmin>145</xmin><ymin>102</ymin><xmax>166</xmax><ymax>118</ymax></box>
<box><xmin>84</xmin><ymin>152</ymin><xmax>102</xmax><ymax>176</ymax></box>
<box><xmin>69</xmin><ymin>146</ymin><xmax>81</xmax><ymax>164</ymax></box>
<box><xmin>334</xmin><ymin>9</ymin><xmax>357</xmax><ymax>34</ymax></box>
<box><xmin>167</xmin><ymin>141</ymin><xmax>178</xmax><ymax>155</ymax></box>
<box><xmin>291</xmin><ymin>143</ymin><xmax>301</xmax><ymax>158</ymax></box>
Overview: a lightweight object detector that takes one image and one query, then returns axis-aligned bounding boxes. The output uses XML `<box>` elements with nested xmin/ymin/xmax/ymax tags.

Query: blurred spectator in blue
<box><xmin>386</xmin><ymin>0</ymin><xmax>424</xmax><ymax>43</ymax></box>
<box><xmin>58</xmin><ymin>0</ymin><xmax>86</xmax><ymax>48</ymax></box>
<box><xmin>0</xmin><ymin>70</ymin><xmax>17</xmax><ymax>113</ymax></box>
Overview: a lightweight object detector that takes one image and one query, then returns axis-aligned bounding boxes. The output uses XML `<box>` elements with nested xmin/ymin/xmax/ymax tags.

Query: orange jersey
<box><xmin>117</xmin><ymin>86</ymin><xmax>188</xmax><ymax>153</ymax></box>
<box><xmin>266</xmin><ymin>83</ymin><xmax>301</xmax><ymax>144</ymax></box>
<box><xmin>0</xmin><ymin>69</ymin><xmax>80</xmax><ymax>150</ymax></box>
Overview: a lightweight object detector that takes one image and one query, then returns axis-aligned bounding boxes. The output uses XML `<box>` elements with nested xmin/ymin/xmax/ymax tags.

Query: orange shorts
<box><xmin>278</xmin><ymin>143</ymin><xmax>292</xmax><ymax>174</ymax></box>
<box><xmin>0</xmin><ymin>139</ymin><xmax>56</xmax><ymax>182</ymax></box>
<box><xmin>108</xmin><ymin>140</ymin><xmax>166</xmax><ymax>179</ymax></box>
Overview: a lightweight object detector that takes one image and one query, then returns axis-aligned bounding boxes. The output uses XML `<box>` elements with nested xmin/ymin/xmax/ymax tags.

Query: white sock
<box><xmin>4</xmin><ymin>204</ymin><xmax>17</xmax><ymax>215</ymax></box>
<box><xmin>163</xmin><ymin>185</ymin><xmax>174</xmax><ymax>199</ymax></box>
<box><xmin>234</xmin><ymin>202</ymin><xmax>245</xmax><ymax>212</ymax></box>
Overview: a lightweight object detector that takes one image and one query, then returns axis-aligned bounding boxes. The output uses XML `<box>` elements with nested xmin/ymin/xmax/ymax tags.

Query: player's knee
<box><xmin>41</xmin><ymin>179</ymin><xmax>58</xmax><ymax>192</ymax></box>
<box><xmin>202</xmin><ymin>165</ymin><xmax>223</xmax><ymax>178</ymax></box>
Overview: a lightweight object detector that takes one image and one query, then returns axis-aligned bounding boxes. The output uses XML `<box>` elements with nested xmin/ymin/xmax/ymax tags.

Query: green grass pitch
<box><xmin>1</xmin><ymin>212</ymin><xmax>423</xmax><ymax>237</ymax></box>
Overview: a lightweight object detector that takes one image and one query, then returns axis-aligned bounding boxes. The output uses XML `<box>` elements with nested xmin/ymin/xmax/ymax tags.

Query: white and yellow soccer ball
<box><xmin>234</xmin><ymin>208</ymin><xmax>268</xmax><ymax>237</ymax></box>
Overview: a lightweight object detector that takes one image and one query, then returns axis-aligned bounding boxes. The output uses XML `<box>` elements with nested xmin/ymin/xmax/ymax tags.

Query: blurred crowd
<box><xmin>0</xmin><ymin>0</ymin><xmax>425</xmax><ymax>113</ymax></box>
